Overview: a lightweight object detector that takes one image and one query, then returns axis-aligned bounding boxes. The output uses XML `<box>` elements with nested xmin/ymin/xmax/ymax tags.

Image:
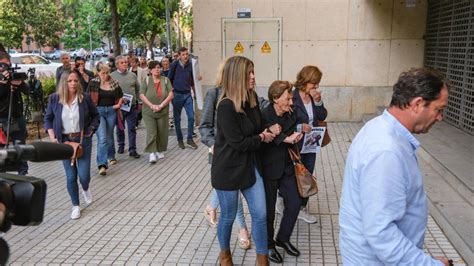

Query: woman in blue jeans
<box><xmin>87</xmin><ymin>63</ymin><xmax>123</xmax><ymax>175</ymax></box>
<box><xmin>44</xmin><ymin>70</ymin><xmax>99</xmax><ymax>220</ymax></box>
<box><xmin>211</xmin><ymin>56</ymin><xmax>280</xmax><ymax>265</ymax></box>
<box><xmin>199</xmin><ymin>59</ymin><xmax>250</xmax><ymax>249</ymax></box>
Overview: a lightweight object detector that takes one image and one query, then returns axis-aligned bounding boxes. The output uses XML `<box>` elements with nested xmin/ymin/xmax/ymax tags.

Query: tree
<box><xmin>60</xmin><ymin>0</ymin><xmax>103</xmax><ymax>50</ymax></box>
<box><xmin>109</xmin><ymin>0</ymin><xmax>121</xmax><ymax>56</ymax></box>
<box><xmin>119</xmin><ymin>0</ymin><xmax>166</xmax><ymax>59</ymax></box>
<box><xmin>0</xmin><ymin>0</ymin><xmax>24</xmax><ymax>49</ymax></box>
<box><xmin>19</xmin><ymin>0</ymin><xmax>64</xmax><ymax>50</ymax></box>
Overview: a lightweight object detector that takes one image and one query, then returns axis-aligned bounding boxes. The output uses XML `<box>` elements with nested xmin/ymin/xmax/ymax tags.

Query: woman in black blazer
<box><xmin>284</xmin><ymin>65</ymin><xmax>328</xmax><ymax>224</ymax></box>
<box><xmin>260</xmin><ymin>81</ymin><xmax>303</xmax><ymax>263</ymax></box>
<box><xmin>211</xmin><ymin>56</ymin><xmax>279</xmax><ymax>266</ymax></box>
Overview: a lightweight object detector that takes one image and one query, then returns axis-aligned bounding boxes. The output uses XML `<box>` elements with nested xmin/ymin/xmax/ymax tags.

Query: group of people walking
<box><xmin>44</xmin><ymin>48</ymin><xmax>199</xmax><ymax>220</ymax></box>
<box><xmin>199</xmin><ymin>56</ymin><xmax>328</xmax><ymax>265</ymax></box>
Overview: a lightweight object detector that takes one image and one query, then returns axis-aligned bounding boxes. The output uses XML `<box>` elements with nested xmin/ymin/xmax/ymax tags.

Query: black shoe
<box><xmin>129</xmin><ymin>152</ymin><xmax>141</xmax><ymax>158</ymax></box>
<box><xmin>117</xmin><ymin>147</ymin><xmax>124</xmax><ymax>154</ymax></box>
<box><xmin>269</xmin><ymin>247</ymin><xmax>282</xmax><ymax>263</ymax></box>
<box><xmin>178</xmin><ymin>141</ymin><xmax>185</xmax><ymax>149</ymax></box>
<box><xmin>275</xmin><ymin>239</ymin><xmax>300</xmax><ymax>257</ymax></box>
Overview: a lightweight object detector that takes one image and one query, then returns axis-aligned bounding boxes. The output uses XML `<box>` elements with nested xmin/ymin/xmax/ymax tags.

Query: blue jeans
<box><xmin>61</xmin><ymin>136</ymin><xmax>92</xmax><ymax>206</ymax></box>
<box><xmin>300</xmin><ymin>152</ymin><xmax>316</xmax><ymax>207</ymax></box>
<box><xmin>116</xmin><ymin>107</ymin><xmax>138</xmax><ymax>153</ymax></box>
<box><xmin>210</xmin><ymin>189</ymin><xmax>247</xmax><ymax>229</ymax></box>
<box><xmin>172</xmin><ymin>92</ymin><xmax>194</xmax><ymax>141</ymax></box>
<box><xmin>216</xmin><ymin>168</ymin><xmax>267</xmax><ymax>254</ymax></box>
<box><xmin>0</xmin><ymin>116</ymin><xmax>28</xmax><ymax>175</ymax></box>
<box><xmin>96</xmin><ymin>106</ymin><xmax>117</xmax><ymax>168</ymax></box>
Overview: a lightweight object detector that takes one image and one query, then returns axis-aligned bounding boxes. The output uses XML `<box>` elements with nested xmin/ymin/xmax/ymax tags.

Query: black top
<box><xmin>211</xmin><ymin>94</ymin><xmax>264</xmax><ymax>190</ymax></box>
<box><xmin>97</xmin><ymin>88</ymin><xmax>116</xmax><ymax>106</ymax></box>
<box><xmin>0</xmin><ymin>82</ymin><xmax>28</xmax><ymax>118</ymax></box>
<box><xmin>260</xmin><ymin>104</ymin><xmax>297</xmax><ymax>181</ymax></box>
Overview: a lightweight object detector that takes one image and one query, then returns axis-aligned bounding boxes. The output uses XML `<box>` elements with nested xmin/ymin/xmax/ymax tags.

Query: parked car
<box><xmin>8</xmin><ymin>49</ymin><xmax>18</xmax><ymax>54</ymax></box>
<box><xmin>9</xmin><ymin>53</ymin><xmax>62</xmax><ymax>77</ymax></box>
<box><xmin>91</xmin><ymin>48</ymin><xmax>106</xmax><ymax>58</ymax></box>
<box><xmin>44</xmin><ymin>50</ymin><xmax>64</xmax><ymax>60</ymax></box>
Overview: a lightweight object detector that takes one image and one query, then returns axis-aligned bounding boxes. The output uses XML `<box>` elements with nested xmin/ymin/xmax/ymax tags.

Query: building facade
<box><xmin>193</xmin><ymin>0</ymin><xmax>427</xmax><ymax>121</ymax></box>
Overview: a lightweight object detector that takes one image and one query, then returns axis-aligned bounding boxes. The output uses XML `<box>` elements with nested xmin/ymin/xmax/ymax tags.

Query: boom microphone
<box><xmin>0</xmin><ymin>142</ymin><xmax>73</xmax><ymax>165</ymax></box>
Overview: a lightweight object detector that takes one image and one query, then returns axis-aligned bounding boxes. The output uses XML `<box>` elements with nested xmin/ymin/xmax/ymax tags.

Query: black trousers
<box><xmin>264</xmin><ymin>163</ymin><xmax>302</xmax><ymax>248</ymax></box>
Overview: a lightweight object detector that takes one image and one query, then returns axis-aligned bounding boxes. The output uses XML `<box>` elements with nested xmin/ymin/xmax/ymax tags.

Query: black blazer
<box><xmin>292</xmin><ymin>88</ymin><xmax>327</xmax><ymax>149</ymax></box>
<box><xmin>260</xmin><ymin>104</ymin><xmax>297</xmax><ymax>181</ymax></box>
<box><xmin>211</xmin><ymin>96</ymin><xmax>264</xmax><ymax>191</ymax></box>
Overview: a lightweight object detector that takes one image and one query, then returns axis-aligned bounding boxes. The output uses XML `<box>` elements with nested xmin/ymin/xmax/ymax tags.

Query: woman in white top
<box><xmin>286</xmin><ymin>65</ymin><xmax>328</xmax><ymax>224</ymax></box>
<box><xmin>44</xmin><ymin>70</ymin><xmax>100</xmax><ymax>220</ymax></box>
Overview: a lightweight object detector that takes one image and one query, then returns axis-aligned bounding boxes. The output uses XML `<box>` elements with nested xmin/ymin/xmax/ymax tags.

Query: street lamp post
<box><xmin>165</xmin><ymin>0</ymin><xmax>172</xmax><ymax>55</ymax></box>
<box><xmin>87</xmin><ymin>15</ymin><xmax>94</xmax><ymax>65</ymax></box>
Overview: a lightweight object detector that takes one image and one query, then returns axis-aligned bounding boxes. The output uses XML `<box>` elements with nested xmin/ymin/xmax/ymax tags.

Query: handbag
<box><xmin>288</xmin><ymin>145</ymin><xmax>318</xmax><ymax>197</ymax></box>
<box><xmin>63</xmin><ymin>131</ymin><xmax>84</xmax><ymax>166</ymax></box>
<box><xmin>317</xmin><ymin>120</ymin><xmax>331</xmax><ymax>147</ymax></box>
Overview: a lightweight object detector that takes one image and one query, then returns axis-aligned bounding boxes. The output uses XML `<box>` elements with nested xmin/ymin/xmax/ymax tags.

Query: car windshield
<box><xmin>12</xmin><ymin>55</ymin><xmax>49</xmax><ymax>64</ymax></box>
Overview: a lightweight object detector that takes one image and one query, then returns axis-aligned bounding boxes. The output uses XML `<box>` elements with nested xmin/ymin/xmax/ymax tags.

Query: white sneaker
<box><xmin>83</xmin><ymin>190</ymin><xmax>92</xmax><ymax>206</ymax></box>
<box><xmin>149</xmin><ymin>152</ymin><xmax>157</xmax><ymax>164</ymax></box>
<box><xmin>156</xmin><ymin>152</ymin><xmax>165</xmax><ymax>159</ymax></box>
<box><xmin>298</xmin><ymin>207</ymin><xmax>317</xmax><ymax>224</ymax></box>
<box><xmin>275</xmin><ymin>195</ymin><xmax>284</xmax><ymax>215</ymax></box>
<box><xmin>71</xmin><ymin>206</ymin><xmax>81</xmax><ymax>220</ymax></box>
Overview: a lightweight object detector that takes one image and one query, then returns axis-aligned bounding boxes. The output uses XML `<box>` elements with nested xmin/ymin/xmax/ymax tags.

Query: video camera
<box><xmin>0</xmin><ymin>62</ymin><xmax>28</xmax><ymax>82</ymax></box>
<box><xmin>0</xmin><ymin>141</ymin><xmax>74</xmax><ymax>264</ymax></box>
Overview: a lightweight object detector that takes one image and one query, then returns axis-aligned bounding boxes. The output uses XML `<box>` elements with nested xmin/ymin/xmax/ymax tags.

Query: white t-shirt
<box><xmin>304</xmin><ymin>102</ymin><xmax>314</xmax><ymax>125</ymax></box>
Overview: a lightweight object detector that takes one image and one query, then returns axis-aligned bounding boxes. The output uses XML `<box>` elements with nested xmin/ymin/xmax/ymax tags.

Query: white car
<box><xmin>9</xmin><ymin>53</ymin><xmax>62</xmax><ymax>78</ymax></box>
<box><xmin>92</xmin><ymin>48</ymin><xmax>106</xmax><ymax>57</ymax></box>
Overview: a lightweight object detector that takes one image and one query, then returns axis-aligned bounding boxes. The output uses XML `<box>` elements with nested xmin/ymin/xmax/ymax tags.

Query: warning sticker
<box><xmin>234</xmin><ymin>42</ymin><xmax>244</xmax><ymax>54</ymax></box>
<box><xmin>261</xmin><ymin>41</ymin><xmax>271</xmax><ymax>53</ymax></box>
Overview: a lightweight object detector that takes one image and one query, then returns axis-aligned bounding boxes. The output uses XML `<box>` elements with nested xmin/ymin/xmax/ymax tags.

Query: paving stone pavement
<box><xmin>3</xmin><ymin>122</ymin><xmax>466</xmax><ymax>265</ymax></box>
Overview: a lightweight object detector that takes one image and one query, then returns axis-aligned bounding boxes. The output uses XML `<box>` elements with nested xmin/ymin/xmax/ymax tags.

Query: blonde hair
<box><xmin>219</xmin><ymin>56</ymin><xmax>256</xmax><ymax>113</ymax></box>
<box><xmin>294</xmin><ymin>65</ymin><xmax>322</xmax><ymax>93</ymax></box>
<box><xmin>96</xmin><ymin>62</ymin><xmax>111</xmax><ymax>73</ymax></box>
<box><xmin>57</xmin><ymin>70</ymin><xmax>83</xmax><ymax>105</ymax></box>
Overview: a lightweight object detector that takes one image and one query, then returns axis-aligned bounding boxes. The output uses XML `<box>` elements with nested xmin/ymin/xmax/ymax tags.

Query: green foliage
<box><xmin>118</xmin><ymin>0</ymin><xmax>166</xmax><ymax>49</ymax></box>
<box><xmin>39</xmin><ymin>76</ymin><xmax>56</xmax><ymax>98</ymax></box>
<box><xmin>0</xmin><ymin>0</ymin><xmax>24</xmax><ymax>48</ymax></box>
<box><xmin>60</xmin><ymin>0</ymin><xmax>104</xmax><ymax>50</ymax></box>
<box><xmin>22</xmin><ymin>1</ymin><xmax>64</xmax><ymax>48</ymax></box>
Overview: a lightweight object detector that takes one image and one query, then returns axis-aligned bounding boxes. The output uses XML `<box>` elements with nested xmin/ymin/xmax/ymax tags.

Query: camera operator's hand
<box><xmin>0</xmin><ymin>70</ymin><xmax>9</xmax><ymax>85</ymax></box>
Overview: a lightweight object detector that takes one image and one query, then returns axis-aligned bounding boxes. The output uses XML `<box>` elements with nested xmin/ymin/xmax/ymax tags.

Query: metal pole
<box><xmin>88</xmin><ymin>15</ymin><xmax>94</xmax><ymax>65</ymax></box>
<box><xmin>165</xmin><ymin>0</ymin><xmax>172</xmax><ymax>54</ymax></box>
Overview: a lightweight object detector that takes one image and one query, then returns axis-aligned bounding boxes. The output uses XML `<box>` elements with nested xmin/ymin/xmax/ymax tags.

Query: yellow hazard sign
<box><xmin>261</xmin><ymin>41</ymin><xmax>271</xmax><ymax>53</ymax></box>
<box><xmin>234</xmin><ymin>42</ymin><xmax>244</xmax><ymax>54</ymax></box>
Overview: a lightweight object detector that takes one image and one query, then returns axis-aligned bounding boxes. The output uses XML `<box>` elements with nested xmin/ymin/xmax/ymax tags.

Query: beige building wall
<box><xmin>193</xmin><ymin>0</ymin><xmax>427</xmax><ymax>121</ymax></box>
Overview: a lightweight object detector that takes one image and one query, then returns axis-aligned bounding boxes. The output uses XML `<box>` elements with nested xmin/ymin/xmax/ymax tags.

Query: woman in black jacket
<box><xmin>282</xmin><ymin>65</ymin><xmax>328</xmax><ymax>224</ymax></box>
<box><xmin>260</xmin><ymin>80</ymin><xmax>303</xmax><ymax>263</ymax></box>
<box><xmin>211</xmin><ymin>56</ymin><xmax>279</xmax><ymax>265</ymax></box>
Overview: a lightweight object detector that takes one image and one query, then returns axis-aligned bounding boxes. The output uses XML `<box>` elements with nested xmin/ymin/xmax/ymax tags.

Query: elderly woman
<box><xmin>87</xmin><ymin>63</ymin><xmax>123</xmax><ymax>175</ymax></box>
<box><xmin>278</xmin><ymin>65</ymin><xmax>328</xmax><ymax>224</ymax></box>
<box><xmin>260</xmin><ymin>80</ymin><xmax>303</xmax><ymax>263</ymax></box>
<box><xmin>211</xmin><ymin>55</ymin><xmax>280</xmax><ymax>265</ymax></box>
<box><xmin>44</xmin><ymin>70</ymin><xmax>99</xmax><ymax>220</ymax></box>
<box><xmin>139</xmin><ymin>60</ymin><xmax>174</xmax><ymax>163</ymax></box>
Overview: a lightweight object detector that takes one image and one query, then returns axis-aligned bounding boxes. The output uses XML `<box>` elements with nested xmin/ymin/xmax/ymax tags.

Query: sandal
<box><xmin>238</xmin><ymin>229</ymin><xmax>251</xmax><ymax>250</ymax></box>
<box><xmin>204</xmin><ymin>206</ymin><xmax>218</xmax><ymax>227</ymax></box>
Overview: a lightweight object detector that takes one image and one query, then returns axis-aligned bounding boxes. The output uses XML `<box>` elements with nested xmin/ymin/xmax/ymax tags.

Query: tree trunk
<box><xmin>147</xmin><ymin>31</ymin><xmax>157</xmax><ymax>60</ymax></box>
<box><xmin>108</xmin><ymin>0</ymin><xmax>121</xmax><ymax>56</ymax></box>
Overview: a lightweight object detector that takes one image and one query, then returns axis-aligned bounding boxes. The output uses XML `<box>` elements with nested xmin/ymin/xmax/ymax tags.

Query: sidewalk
<box><xmin>3</xmin><ymin>123</ymin><xmax>466</xmax><ymax>265</ymax></box>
